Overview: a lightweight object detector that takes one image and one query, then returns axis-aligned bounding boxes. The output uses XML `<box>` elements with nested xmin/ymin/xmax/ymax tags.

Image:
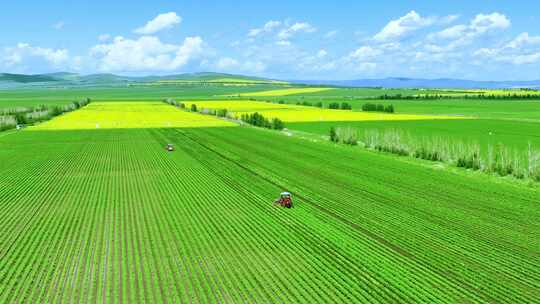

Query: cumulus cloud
<box><xmin>374</xmin><ymin>11</ymin><xmax>436</xmax><ymax>41</ymax></box>
<box><xmin>278</xmin><ymin>22</ymin><xmax>316</xmax><ymax>40</ymax></box>
<box><xmin>509</xmin><ymin>52</ymin><xmax>540</xmax><ymax>65</ymax></box>
<box><xmin>470</xmin><ymin>12</ymin><xmax>510</xmax><ymax>34</ymax></box>
<box><xmin>506</xmin><ymin>32</ymin><xmax>540</xmax><ymax>49</ymax></box>
<box><xmin>244</xmin><ymin>20</ymin><xmax>316</xmax><ymax>48</ymax></box>
<box><xmin>348</xmin><ymin>46</ymin><xmax>382</xmax><ymax>61</ymax></box>
<box><xmin>2</xmin><ymin>43</ymin><xmax>69</xmax><ymax>67</ymax></box>
<box><xmin>134</xmin><ymin>12</ymin><xmax>182</xmax><ymax>35</ymax></box>
<box><xmin>472</xmin><ymin>31</ymin><xmax>540</xmax><ymax>66</ymax></box>
<box><xmin>91</xmin><ymin>35</ymin><xmax>203</xmax><ymax>72</ymax></box>
<box><xmin>248</xmin><ymin>20</ymin><xmax>281</xmax><ymax>37</ymax></box>
<box><xmin>430</xmin><ymin>12</ymin><xmax>510</xmax><ymax>41</ymax></box>
<box><xmin>474</xmin><ymin>47</ymin><xmax>540</xmax><ymax>65</ymax></box>
<box><xmin>431</xmin><ymin>24</ymin><xmax>468</xmax><ymax>39</ymax></box>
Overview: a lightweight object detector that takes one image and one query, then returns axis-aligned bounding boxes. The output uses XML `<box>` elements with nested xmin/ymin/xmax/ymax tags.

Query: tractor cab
<box><xmin>274</xmin><ymin>192</ymin><xmax>293</xmax><ymax>208</ymax></box>
<box><xmin>166</xmin><ymin>144</ymin><xmax>174</xmax><ymax>152</ymax></box>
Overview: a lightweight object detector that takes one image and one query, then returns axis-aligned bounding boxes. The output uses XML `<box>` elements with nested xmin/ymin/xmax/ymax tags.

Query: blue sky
<box><xmin>1</xmin><ymin>0</ymin><xmax>540</xmax><ymax>80</ymax></box>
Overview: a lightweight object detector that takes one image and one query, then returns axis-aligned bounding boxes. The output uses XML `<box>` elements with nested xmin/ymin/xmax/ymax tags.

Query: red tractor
<box><xmin>274</xmin><ymin>192</ymin><xmax>293</xmax><ymax>208</ymax></box>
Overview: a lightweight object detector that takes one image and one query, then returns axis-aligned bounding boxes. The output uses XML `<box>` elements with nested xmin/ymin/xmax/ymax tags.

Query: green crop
<box><xmin>1</xmin><ymin>86</ymin><xmax>539</xmax><ymax>303</ymax></box>
<box><xmin>0</xmin><ymin>124</ymin><xmax>538</xmax><ymax>303</ymax></box>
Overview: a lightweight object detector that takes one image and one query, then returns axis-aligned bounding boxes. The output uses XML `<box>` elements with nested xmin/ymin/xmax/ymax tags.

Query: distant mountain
<box><xmin>0</xmin><ymin>72</ymin><xmax>283</xmax><ymax>87</ymax></box>
<box><xmin>3</xmin><ymin>72</ymin><xmax>540</xmax><ymax>89</ymax></box>
<box><xmin>0</xmin><ymin>73</ymin><xmax>60</xmax><ymax>83</ymax></box>
<box><xmin>42</xmin><ymin>72</ymin><xmax>80</xmax><ymax>81</ymax></box>
<box><xmin>78</xmin><ymin>73</ymin><xmax>136</xmax><ymax>83</ymax></box>
<box><xmin>294</xmin><ymin>77</ymin><xmax>540</xmax><ymax>89</ymax></box>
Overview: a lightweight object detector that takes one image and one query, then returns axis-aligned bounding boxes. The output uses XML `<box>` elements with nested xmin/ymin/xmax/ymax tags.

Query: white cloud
<box><xmin>473</xmin><ymin>48</ymin><xmax>499</xmax><ymax>57</ymax></box>
<box><xmin>348</xmin><ymin>46</ymin><xmax>382</xmax><ymax>61</ymax></box>
<box><xmin>276</xmin><ymin>40</ymin><xmax>291</xmax><ymax>46</ymax></box>
<box><xmin>374</xmin><ymin>11</ymin><xmax>436</xmax><ymax>41</ymax></box>
<box><xmin>91</xmin><ymin>35</ymin><xmax>203</xmax><ymax>72</ymax></box>
<box><xmin>134</xmin><ymin>12</ymin><xmax>182</xmax><ymax>35</ymax></box>
<box><xmin>472</xmin><ymin>31</ymin><xmax>540</xmax><ymax>66</ymax></box>
<box><xmin>475</xmin><ymin>47</ymin><xmax>540</xmax><ymax>65</ymax></box>
<box><xmin>317</xmin><ymin>49</ymin><xmax>327</xmax><ymax>58</ymax></box>
<box><xmin>431</xmin><ymin>12</ymin><xmax>510</xmax><ymax>41</ymax></box>
<box><xmin>2</xmin><ymin>43</ymin><xmax>69</xmax><ymax>67</ymax></box>
<box><xmin>324</xmin><ymin>30</ymin><xmax>338</xmax><ymax>39</ymax></box>
<box><xmin>431</xmin><ymin>24</ymin><xmax>468</xmax><ymax>39</ymax></box>
<box><xmin>509</xmin><ymin>52</ymin><xmax>540</xmax><ymax>65</ymax></box>
<box><xmin>248</xmin><ymin>20</ymin><xmax>281</xmax><ymax>37</ymax></box>
<box><xmin>506</xmin><ymin>32</ymin><xmax>540</xmax><ymax>49</ymax></box>
<box><xmin>470</xmin><ymin>12</ymin><xmax>510</xmax><ymax>34</ymax></box>
<box><xmin>278</xmin><ymin>22</ymin><xmax>316</xmax><ymax>40</ymax></box>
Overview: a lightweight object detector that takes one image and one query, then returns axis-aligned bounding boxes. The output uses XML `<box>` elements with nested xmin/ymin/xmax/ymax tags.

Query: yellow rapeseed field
<box><xmin>240</xmin><ymin>87</ymin><xmax>334</xmax><ymax>96</ymax></box>
<box><xmin>185</xmin><ymin>100</ymin><xmax>467</xmax><ymax>122</ymax></box>
<box><xmin>186</xmin><ymin>100</ymin><xmax>303</xmax><ymax>112</ymax></box>
<box><xmin>34</xmin><ymin>102</ymin><xmax>236</xmax><ymax>130</ymax></box>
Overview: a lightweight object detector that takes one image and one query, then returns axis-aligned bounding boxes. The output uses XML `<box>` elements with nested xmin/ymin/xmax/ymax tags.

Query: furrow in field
<box><xmin>182</xmin><ymin>126</ymin><xmax>539</xmax><ymax>303</ymax></box>
<box><xmin>162</xmin><ymin>129</ymin><xmax>474</xmax><ymax>304</ymax></box>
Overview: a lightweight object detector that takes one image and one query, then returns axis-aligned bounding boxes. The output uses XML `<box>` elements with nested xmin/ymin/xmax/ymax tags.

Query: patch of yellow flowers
<box><xmin>239</xmin><ymin>87</ymin><xmax>334</xmax><ymax>96</ymax></box>
<box><xmin>34</xmin><ymin>102</ymin><xmax>236</xmax><ymax>130</ymax></box>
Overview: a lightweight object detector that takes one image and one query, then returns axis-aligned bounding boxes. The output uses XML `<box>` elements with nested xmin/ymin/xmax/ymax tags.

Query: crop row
<box><xmin>1</xmin><ymin>125</ymin><xmax>538</xmax><ymax>303</ymax></box>
<box><xmin>0</xmin><ymin>128</ymin><xmax>424</xmax><ymax>303</ymax></box>
<box><xmin>184</xmin><ymin>126</ymin><xmax>540</xmax><ymax>303</ymax></box>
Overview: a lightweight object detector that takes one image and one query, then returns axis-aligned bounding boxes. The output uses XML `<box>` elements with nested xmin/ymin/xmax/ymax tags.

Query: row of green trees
<box><xmin>0</xmin><ymin>98</ymin><xmax>91</xmax><ymax>131</ymax></box>
<box><xmin>293</xmin><ymin>101</ymin><xmax>324</xmax><ymax>108</ymax></box>
<box><xmin>378</xmin><ymin>93</ymin><xmax>540</xmax><ymax>100</ymax></box>
<box><xmin>240</xmin><ymin>112</ymin><xmax>285</xmax><ymax>130</ymax></box>
<box><xmin>327</xmin><ymin>102</ymin><xmax>353</xmax><ymax>110</ymax></box>
<box><xmin>329</xmin><ymin>127</ymin><xmax>358</xmax><ymax>145</ymax></box>
<box><xmin>362</xmin><ymin>129</ymin><xmax>540</xmax><ymax>182</ymax></box>
<box><xmin>327</xmin><ymin>126</ymin><xmax>540</xmax><ymax>182</ymax></box>
<box><xmin>163</xmin><ymin>98</ymin><xmax>187</xmax><ymax>109</ymax></box>
<box><xmin>274</xmin><ymin>99</ymin><xmax>353</xmax><ymax>110</ymax></box>
<box><xmin>361</xmin><ymin>103</ymin><xmax>395</xmax><ymax>113</ymax></box>
<box><xmin>164</xmin><ymin>99</ymin><xmax>286</xmax><ymax>131</ymax></box>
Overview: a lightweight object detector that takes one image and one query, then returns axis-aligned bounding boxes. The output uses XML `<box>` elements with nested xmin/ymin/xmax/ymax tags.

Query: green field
<box><xmin>288</xmin><ymin>119</ymin><xmax>540</xmax><ymax>153</ymax></box>
<box><xmin>185</xmin><ymin>100</ymin><xmax>461</xmax><ymax>122</ymax></box>
<box><xmin>250</xmin><ymin>96</ymin><xmax>540</xmax><ymax>121</ymax></box>
<box><xmin>365</xmin><ymin>99</ymin><xmax>540</xmax><ymax>121</ymax></box>
<box><xmin>0</xmin><ymin>85</ymin><xmax>283</xmax><ymax>109</ymax></box>
<box><xmin>1</xmin><ymin>87</ymin><xmax>539</xmax><ymax>303</ymax></box>
<box><xmin>1</xmin><ymin>122</ymin><xmax>539</xmax><ymax>302</ymax></box>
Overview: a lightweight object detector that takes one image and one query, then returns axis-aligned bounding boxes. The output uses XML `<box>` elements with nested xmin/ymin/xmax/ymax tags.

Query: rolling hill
<box><xmin>0</xmin><ymin>72</ymin><xmax>286</xmax><ymax>87</ymax></box>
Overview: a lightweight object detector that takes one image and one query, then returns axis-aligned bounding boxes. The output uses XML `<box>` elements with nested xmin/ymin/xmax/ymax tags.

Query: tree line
<box><xmin>240</xmin><ymin>112</ymin><xmax>285</xmax><ymax>130</ymax></box>
<box><xmin>378</xmin><ymin>93</ymin><xmax>540</xmax><ymax>100</ymax></box>
<box><xmin>0</xmin><ymin>98</ymin><xmax>91</xmax><ymax>131</ymax></box>
<box><xmin>361</xmin><ymin>103</ymin><xmax>394</xmax><ymax>113</ymax></box>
